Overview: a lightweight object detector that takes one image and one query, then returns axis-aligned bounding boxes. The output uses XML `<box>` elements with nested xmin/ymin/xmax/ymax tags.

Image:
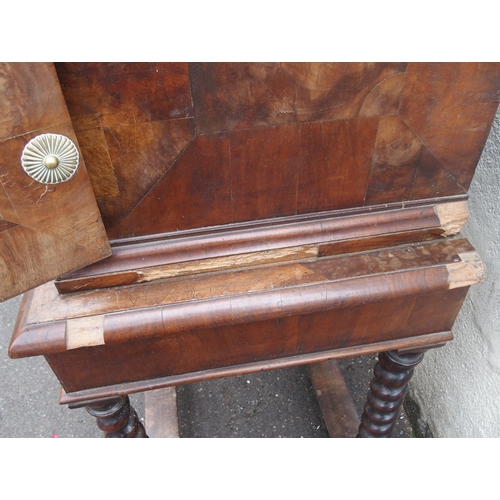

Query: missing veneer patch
<box><xmin>66</xmin><ymin>315</ymin><xmax>105</xmax><ymax>350</ymax></box>
<box><xmin>446</xmin><ymin>251</ymin><xmax>485</xmax><ymax>289</ymax></box>
<box><xmin>433</xmin><ymin>201</ymin><xmax>469</xmax><ymax>237</ymax></box>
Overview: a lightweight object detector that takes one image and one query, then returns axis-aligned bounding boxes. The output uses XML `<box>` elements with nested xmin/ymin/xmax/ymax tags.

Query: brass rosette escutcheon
<box><xmin>21</xmin><ymin>133</ymin><xmax>79</xmax><ymax>184</ymax></box>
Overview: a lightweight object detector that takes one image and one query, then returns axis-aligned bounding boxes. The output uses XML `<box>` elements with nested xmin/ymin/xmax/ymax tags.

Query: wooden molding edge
<box><xmin>103</xmin><ymin>266</ymin><xmax>452</xmax><ymax>347</ymax></box>
<box><xmin>56</xmin><ymin>197</ymin><xmax>468</xmax><ymax>293</ymax></box>
<box><xmin>58</xmin><ymin>331</ymin><xmax>453</xmax><ymax>405</ymax></box>
<box><xmin>12</xmin><ymin>238</ymin><xmax>478</xmax><ymax>356</ymax></box>
<box><xmin>9</xmin><ymin>292</ymin><xmax>66</xmax><ymax>359</ymax></box>
<box><xmin>15</xmin><ymin>264</ymin><xmax>452</xmax><ymax>355</ymax></box>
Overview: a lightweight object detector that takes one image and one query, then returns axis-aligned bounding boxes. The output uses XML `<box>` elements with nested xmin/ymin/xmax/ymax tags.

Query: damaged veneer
<box><xmin>55</xmin><ymin>197</ymin><xmax>471</xmax><ymax>294</ymax></box>
<box><xmin>9</xmin><ymin>235</ymin><xmax>484</xmax><ymax>401</ymax></box>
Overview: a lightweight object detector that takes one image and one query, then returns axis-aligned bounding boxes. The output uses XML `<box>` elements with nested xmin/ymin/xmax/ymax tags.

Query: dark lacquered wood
<box><xmin>0</xmin><ymin>63</ymin><xmax>111</xmax><ymax>302</ymax></box>
<box><xmin>82</xmin><ymin>395</ymin><xmax>147</xmax><ymax>438</ymax></box>
<box><xmin>357</xmin><ymin>350</ymin><xmax>425</xmax><ymax>438</ymax></box>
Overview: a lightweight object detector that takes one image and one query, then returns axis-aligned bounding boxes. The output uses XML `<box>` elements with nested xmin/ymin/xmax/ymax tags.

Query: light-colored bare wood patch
<box><xmin>434</xmin><ymin>200</ymin><xmax>469</xmax><ymax>236</ymax></box>
<box><xmin>66</xmin><ymin>315</ymin><xmax>105</xmax><ymax>350</ymax></box>
<box><xmin>137</xmin><ymin>245</ymin><xmax>319</xmax><ymax>282</ymax></box>
<box><xmin>56</xmin><ymin>245</ymin><xmax>319</xmax><ymax>293</ymax></box>
<box><xmin>446</xmin><ymin>251</ymin><xmax>485</xmax><ymax>289</ymax></box>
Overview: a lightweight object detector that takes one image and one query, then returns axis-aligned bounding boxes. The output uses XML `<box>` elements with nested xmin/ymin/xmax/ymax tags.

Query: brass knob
<box><xmin>21</xmin><ymin>133</ymin><xmax>79</xmax><ymax>184</ymax></box>
<box><xmin>43</xmin><ymin>155</ymin><xmax>59</xmax><ymax>169</ymax></box>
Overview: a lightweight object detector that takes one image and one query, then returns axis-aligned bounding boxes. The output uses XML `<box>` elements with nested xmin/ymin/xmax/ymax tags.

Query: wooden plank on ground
<box><xmin>145</xmin><ymin>387</ymin><xmax>179</xmax><ymax>438</ymax></box>
<box><xmin>309</xmin><ymin>360</ymin><xmax>359</xmax><ymax>438</ymax></box>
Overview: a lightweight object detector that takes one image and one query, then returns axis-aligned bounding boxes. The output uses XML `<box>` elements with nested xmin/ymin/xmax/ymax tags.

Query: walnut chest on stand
<box><xmin>2</xmin><ymin>62</ymin><xmax>499</xmax><ymax>437</ymax></box>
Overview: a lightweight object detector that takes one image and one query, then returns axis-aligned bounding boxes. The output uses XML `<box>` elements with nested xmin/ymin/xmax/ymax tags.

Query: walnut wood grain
<box><xmin>399</xmin><ymin>63</ymin><xmax>500</xmax><ymax>190</ymax></box>
<box><xmin>0</xmin><ymin>63</ymin><xmax>111</xmax><ymax>302</ymax></box>
<box><xmin>56</xmin><ymin>63</ymin><xmax>193</xmax><ymax>122</ymax></box>
<box><xmin>189</xmin><ymin>63</ymin><xmax>407</xmax><ymax>133</ymax></box>
<box><xmin>58</xmin><ymin>331</ymin><xmax>453</xmax><ymax>405</ymax></box>
<box><xmin>0</xmin><ymin>63</ymin><xmax>69</xmax><ymax>140</ymax></box>
<box><xmin>45</xmin><ymin>63</ymin><xmax>500</xmax><ymax>240</ymax></box>
<box><xmin>55</xmin><ymin>62</ymin><xmax>196</xmax><ymax>234</ymax></box>
<box><xmin>3</xmin><ymin>63</ymin><xmax>496</xmax><ymax>438</ymax></box>
<box><xmin>10</xmin><ymin>237</ymin><xmax>479</xmax><ymax>396</ymax></box>
<box><xmin>18</xmin><ymin>238</ymin><xmax>476</xmax><ymax>329</ymax></box>
<box><xmin>364</xmin><ymin>115</ymin><xmax>426</xmax><ymax>204</ymax></box>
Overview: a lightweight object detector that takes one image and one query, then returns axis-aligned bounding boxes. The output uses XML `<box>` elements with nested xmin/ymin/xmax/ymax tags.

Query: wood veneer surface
<box><xmin>0</xmin><ymin>63</ymin><xmax>111</xmax><ymax>302</ymax></box>
<box><xmin>24</xmin><ymin>238</ymin><xmax>474</xmax><ymax>325</ymax></box>
<box><xmin>54</xmin><ymin>63</ymin><xmax>500</xmax><ymax>241</ymax></box>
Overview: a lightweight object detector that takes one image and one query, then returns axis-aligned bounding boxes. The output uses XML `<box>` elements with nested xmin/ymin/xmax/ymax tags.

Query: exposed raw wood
<box><xmin>27</xmin><ymin>238</ymin><xmax>475</xmax><ymax>326</ymax></box>
<box><xmin>309</xmin><ymin>360</ymin><xmax>359</xmax><ymax>438</ymax></box>
<box><xmin>56</xmin><ymin>199</ymin><xmax>468</xmax><ymax>293</ymax></box>
<box><xmin>56</xmin><ymin>245</ymin><xmax>319</xmax><ymax>293</ymax></box>
<box><xmin>145</xmin><ymin>387</ymin><xmax>179</xmax><ymax>438</ymax></box>
<box><xmin>132</xmin><ymin>245</ymin><xmax>318</xmax><ymax>281</ymax></box>
<box><xmin>446</xmin><ymin>251</ymin><xmax>486</xmax><ymax>289</ymax></box>
<box><xmin>434</xmin><ymin>200</ymin><xmax>470</xmax><ymax>236</ymax></box>
<box><xmin>66</xmin><ymin>315</ymin><xmax>105</xmax><ymax>350</ymax></box>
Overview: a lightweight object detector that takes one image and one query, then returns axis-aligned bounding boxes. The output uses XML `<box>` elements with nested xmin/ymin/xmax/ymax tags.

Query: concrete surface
<box><xmin>409</xmin><ymin>105</ymin><xmax>500</xmax><ymax>438</ymax></box>
<box><xmin>0</xmin><ymin>294</ymin><xmax>413</xmax><ymax>438</ymax></box>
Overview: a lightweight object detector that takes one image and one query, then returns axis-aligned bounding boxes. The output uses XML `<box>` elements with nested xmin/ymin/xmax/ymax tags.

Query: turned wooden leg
<box><xmin>84</xmin><ymin>395</ymin><xmax>148</xmax><ymax>438</ymax></box>
<box><xmin>357</xmin><ymin>350</ymin><xmax>425</xmax><ymax>438</ymax></box>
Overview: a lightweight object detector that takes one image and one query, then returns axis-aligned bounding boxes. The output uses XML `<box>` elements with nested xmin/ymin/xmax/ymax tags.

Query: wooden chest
<box><xmin>2</xmin><ymin>63</ymin><xmax>499</xmax><ymax>437</ymax></box>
